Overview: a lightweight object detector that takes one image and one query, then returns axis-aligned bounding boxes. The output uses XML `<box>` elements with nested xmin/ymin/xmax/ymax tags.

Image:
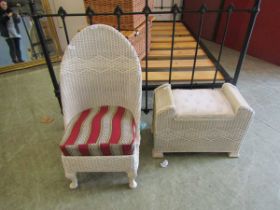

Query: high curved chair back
<box><xmin>60</xmin><ymin>24</ymin><xmax>142</xmax><ymax>130</ymax></box>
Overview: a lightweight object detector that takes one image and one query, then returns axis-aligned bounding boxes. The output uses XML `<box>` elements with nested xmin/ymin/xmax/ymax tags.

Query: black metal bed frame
<box><xmin>27</xmin><ymin>0</ymin><xmax>261</xmax><ymax>113</ymax></box>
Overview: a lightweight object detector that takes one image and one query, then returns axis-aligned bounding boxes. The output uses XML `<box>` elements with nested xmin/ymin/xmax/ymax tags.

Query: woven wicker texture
<box><xmin>152</xmin><ymin>83</ymin><xmax>254</xmax><ymax>157</ymax></box>
<box><xmin>60</xmin><ymin>25</ymin><xmax>142</xmax><ymax>189</ymax></box>
<box><xmin>84</xmin><ymin>0</ymin><xmax>154</xmax><ymax>30</ymax></box>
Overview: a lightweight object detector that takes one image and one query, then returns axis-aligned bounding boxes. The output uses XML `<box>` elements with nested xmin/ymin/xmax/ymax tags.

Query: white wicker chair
<box><xmin>59</xmin><ymin>25</ymin><xmax>142</xmax><ymax>189</ymax></box>
<box><xmin>152</xmin><ymin>83</ymin><xmax>254</xmax><ymax>158</ymax></box>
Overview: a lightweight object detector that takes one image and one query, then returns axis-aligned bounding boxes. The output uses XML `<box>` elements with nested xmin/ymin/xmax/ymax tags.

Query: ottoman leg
<box><xmin>228</xmin><ymin>151</ymin><xmax>240</xmax><ymax>158</ymax></box>
<box><xmin>152</xmin><ymin>149</ymin><xmax>164</xmax><ymax>158</ymax></box>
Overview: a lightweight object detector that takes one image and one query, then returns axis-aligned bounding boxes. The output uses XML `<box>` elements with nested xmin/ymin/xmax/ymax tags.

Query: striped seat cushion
<box><xmin>60</xmin><ymin>106</ymin><xmax>136</xmax><ymax>156</ymax></box>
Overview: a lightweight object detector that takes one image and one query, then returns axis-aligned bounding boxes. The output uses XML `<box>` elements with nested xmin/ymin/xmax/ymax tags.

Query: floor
<box><xmin>1</xmin><ymin>42</ymin><xmax>280</xmax><ymax>210</ymax></box>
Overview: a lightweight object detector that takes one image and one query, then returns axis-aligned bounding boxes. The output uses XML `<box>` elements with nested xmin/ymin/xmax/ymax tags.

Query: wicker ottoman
<box><xmin>152</xmin><ymin>83</ymin><xmax>254</xmax><ymax>158</ymax></box>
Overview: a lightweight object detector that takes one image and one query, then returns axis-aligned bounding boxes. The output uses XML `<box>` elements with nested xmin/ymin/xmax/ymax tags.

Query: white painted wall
<box><xmin>48</xmin><ymin>0</ymin><xmax>87</xmax><ymax>51</ymax></box>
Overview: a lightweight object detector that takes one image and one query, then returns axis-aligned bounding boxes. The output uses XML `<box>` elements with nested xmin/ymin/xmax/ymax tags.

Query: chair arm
<box><xmin>222</xmin><ymin>83</ymin><xmax>254</xmax><ymax>114</ymax></box>
<box><xmin>154</xmin><ymin>84</ymin><xmax>176</xmax><ymax>115</ymax></box>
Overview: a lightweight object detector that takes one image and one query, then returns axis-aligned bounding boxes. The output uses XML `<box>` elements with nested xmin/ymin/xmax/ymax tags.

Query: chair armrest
<box><xmin>154</xmin><ymin>84</ymin><xmax>176</xmax><ymax>115</ymax></box>
<box><xmin>222</xmin><ymin>83</ymin><xmax>254</xmax><ymax>114</ymax></box>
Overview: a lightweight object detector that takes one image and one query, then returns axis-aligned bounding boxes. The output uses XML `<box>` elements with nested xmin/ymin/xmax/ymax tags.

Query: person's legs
<box><xmin>14</xmin><ymin>38</ymin><xmax>23</xmax><ymax>62</ymax></box>
<box><xmin>5</xmin><ymin>38</ymin><xmax>17</xmax><ymax>63</ymax></box>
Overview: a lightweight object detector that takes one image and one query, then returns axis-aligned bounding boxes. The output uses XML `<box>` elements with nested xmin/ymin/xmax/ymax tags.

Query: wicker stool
<box><xmin>152</xmin><ymin>83</ymin><xmax>254</xmax><ymax>158</ymax></box>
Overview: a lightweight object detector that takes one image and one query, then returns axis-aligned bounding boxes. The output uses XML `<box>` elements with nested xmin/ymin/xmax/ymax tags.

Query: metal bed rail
<box><xmin>27</xmin><ymin>0</ymin><xmax>261</xmax><ymax>113</ymax></box>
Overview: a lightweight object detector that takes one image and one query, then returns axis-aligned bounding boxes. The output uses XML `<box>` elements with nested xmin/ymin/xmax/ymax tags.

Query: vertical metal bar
<box><xmin>117</xmin><ymin>16</ymin><xmax>121</xmax><ymax>31</ymax></box>
<box><xmin>181</xmin><ymin>0</ymin><xmax>186</xmax><ymax>21</ymax></box>
<box><xmin>212</xmin><ymin>0</ymin><xmax>226</xmax><ymax>41</ymax></box>
<box><xmin>213</xmin><ymin>5</ymin><xmax>233</xmax><ymax>85</ymax></box>
<box><xmin>145</xmin><ymin>16</ymin><xmax>149</xmax><ymax>113</ymax></box>
<box><xmin>143</xmin><ymin>1</ymin><xmax>151</xmax><ymax>114</ymax></box>
<box><xmin>233</xmin><ymin>0</ymin><xmax>261</xmax><ymax>84</ymax></box>
<box><xmin>86</xmin><ymin>7</ymin><xmax>94</xmax><ymax>25</ymax></box>
<box><xmin>61</xmin><ymin>17</ymin><xmax>69</xmax><ymax>44</ymax></box>
<box><xmin>161</xmin><ymin>0</ymin><xmax>164</xmax><ymax>10</ymax></box>
<box><xmin>28</xmin><ymin>0</ymin><xmax>62</xmax><ymax>110</ymax></box>
<box><xmin>190</xmin><ymin>4</ymin><xmax>207</xmax><ymax>87</ymax></box>
<box><xmin>114</xmin><ymin>6</ymin><xmax>122</xmax><ymax>31</ymax></box>
<box><xmin>89</xmin><ymin>16</ymin><xmax>93</xmax><ymax>25</ymax></box>
<box><xmin>169</xmin><ymin>4</ymin><xmax>179</xmax><ymax>84</ymax></box>
<box><xmin>58</xmin><ymin>7</ymin><xmax>69</xmax><ymax>44</ymax></box>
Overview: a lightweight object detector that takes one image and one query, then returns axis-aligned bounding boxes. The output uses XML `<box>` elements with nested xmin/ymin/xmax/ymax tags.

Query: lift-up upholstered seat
<box><xmin>59</xmin><ymin>25</ymin><xmax>142</xmax><ymax>189</ymax></box>
<box><xmin>152</xmin><ymin>83</ymin><xmax>254</xmax><ymax>158</ymax></box>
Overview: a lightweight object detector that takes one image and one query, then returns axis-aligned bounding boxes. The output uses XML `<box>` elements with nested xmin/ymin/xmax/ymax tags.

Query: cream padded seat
<box><xmin>172</xmin><ymin>89</ymin><xmax>234</xmax><ymax>118</ymax></box>
<box><xmin>60</xmin><ymin>106</ymin><xmax>136</xmax><ymax>157</ymax></box>
<box><xmin>152</xmin><ymin>83</ymin><xmax>254</xmax><ymax>158</ymax></box>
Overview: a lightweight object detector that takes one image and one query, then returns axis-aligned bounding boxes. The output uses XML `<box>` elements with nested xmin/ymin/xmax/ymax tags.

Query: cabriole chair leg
<box><xmin>65</xmin><ymin>172</ymin><xmax>78</xmax><ymax>189</ymax></box>
<box><xmin>127</xmin><ymin>171</ymin><xmax>137</xmax><ymax>189</ymax></box>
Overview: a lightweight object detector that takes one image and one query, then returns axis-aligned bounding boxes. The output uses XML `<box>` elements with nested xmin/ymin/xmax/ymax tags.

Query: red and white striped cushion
<box><xmin>60</xmin><ymin>106</ymin><xmax>136</xmax><ymax>156</ymax></box>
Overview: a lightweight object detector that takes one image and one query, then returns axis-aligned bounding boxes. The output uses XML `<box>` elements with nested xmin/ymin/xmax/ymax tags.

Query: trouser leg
<box><xmin>6</xmin><ymin>38</ymin><xmax>17</xmax><ymax>63</ymax></box>
<box><xmin>14</xmin><ymin>38</ymin><xmax>23</xmax><ymax>62</ymax></box>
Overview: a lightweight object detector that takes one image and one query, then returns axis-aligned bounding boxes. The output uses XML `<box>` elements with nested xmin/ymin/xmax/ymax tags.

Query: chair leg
<box><xmin>127</xmin><ymin>171</ymin><xmax>137</xmax><ymax>189</ymax></box>
<box><xmin>228</xmin><ymin>151</ymin><xmax>240</xmax><ymax>158</ymax></box>
<box><xmin>152</xmin><ymin>149</ymin><xmax>164</xmax><ymax>158</ymax></box>
<box><xmin>65</xmin><ymin>172</ymin><xmax>78</xmax><ymax>189</ymax></box>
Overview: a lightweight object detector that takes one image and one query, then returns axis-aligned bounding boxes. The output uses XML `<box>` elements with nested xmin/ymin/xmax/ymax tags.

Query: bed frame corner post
<box><xmin>233</xmin><ymin>0</ymin><xmax>261</xmax><ymax>85</ymax></box>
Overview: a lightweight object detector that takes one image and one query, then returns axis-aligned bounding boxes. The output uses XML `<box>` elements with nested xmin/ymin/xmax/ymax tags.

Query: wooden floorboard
<box><xmin>148</xmin><ymin>49</ymin><xmax>206</xmax><ymax>58</ymax></box>
<box><xmin>142</xmin><ymin>71</ymin><xmax>224</xmax><ymax>82</ymax></box>
<box><xmin>141</xmin><ymin>59</ymin><xmax>214</xmax><ymax>69</ymax></box>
